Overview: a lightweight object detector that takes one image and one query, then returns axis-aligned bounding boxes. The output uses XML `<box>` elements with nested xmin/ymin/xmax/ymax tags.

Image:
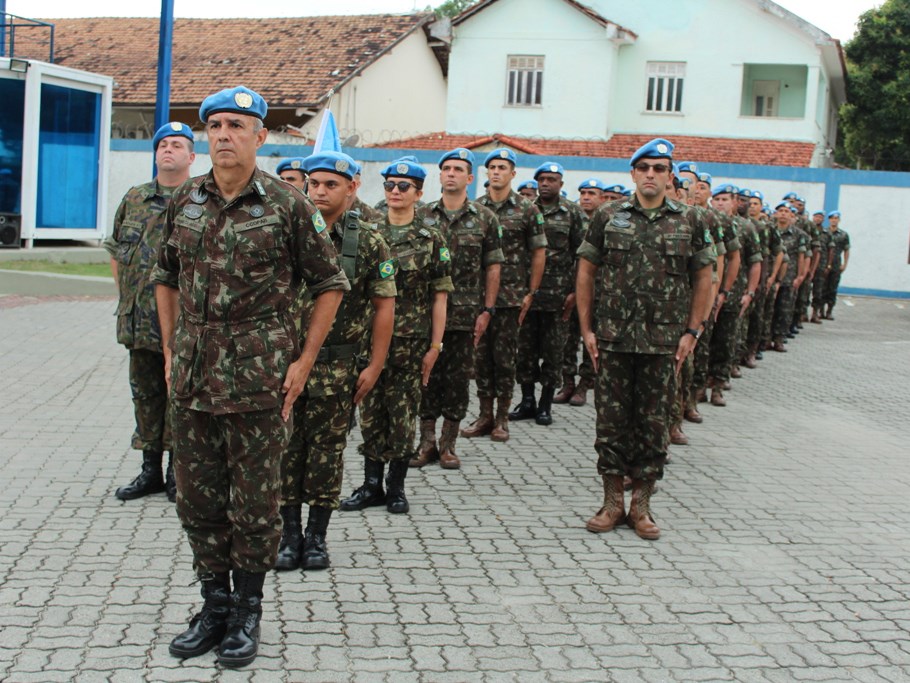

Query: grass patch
<box><xmin>0</xmin><ymin>260</ymin><xmax>113</xmax><ymax>278</ymax></box>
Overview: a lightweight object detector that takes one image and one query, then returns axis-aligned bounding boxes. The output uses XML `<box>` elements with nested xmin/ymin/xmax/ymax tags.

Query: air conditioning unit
<box><xmin>0</xmin><ymin>213</ymin><xmax>22</xmax><ymax>249</ymax></box>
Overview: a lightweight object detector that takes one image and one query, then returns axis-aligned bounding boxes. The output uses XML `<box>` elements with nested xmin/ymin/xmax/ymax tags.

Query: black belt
<box><xmin>316</xmin><ymin>343</ymin><xmax>359</xmax><ymax>363</ymax></box>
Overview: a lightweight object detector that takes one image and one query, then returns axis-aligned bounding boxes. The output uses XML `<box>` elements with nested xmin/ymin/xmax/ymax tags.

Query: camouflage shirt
<box><xmin>418</xmin><ymin>198</ymin><xmax>504</xmax><ymax>331</ymax></box>
<box><xmin>816</xmin><ymin>225</ymin><xmax>831</xmax><ymax>268</ymax></box>
<box><xmin>376</xmin><ymin>215</ymin><xmax>454</xmax><ymax>339</ymax></box>
<box><xmin>778</xmin><ymin>225</ymin><xmax>809</xmax><ymax>286</ymax></box>
<box><xmin>104</xmin><ymin>181</ymin><xmax>174</xmax><ymax>352</ymax></box>
<box><xmin>151</xmin><ymin>168</ymin><xmax>350</xmax><ymax>414</ymax></box>
<box><xmin>476</xmin><ymin>190</ymin><xmax>547</xmax><ymax>308</ymax></box>
<box><xmin>351</xmin><ymin>197</ymin><xmax>383</xmax><ymax>223</ymax></box>
<box><xmin>577</xmin><ymin>195</ymin><xmax>716</xmax><ymax>355</ymax></box>
<box><xmin>534</xmin><ymin>195</ymin><xmax>587</xmax><ymax>311</ymax></box>
<box><xmin>730</xmin><ymin>216</ymin><xmax>763</xmax><ymax>299</ymax></box>
<box><xmin>828</xmin><ymin>228</ymin><xmax>851</xmax><ymax>267</ymax></box>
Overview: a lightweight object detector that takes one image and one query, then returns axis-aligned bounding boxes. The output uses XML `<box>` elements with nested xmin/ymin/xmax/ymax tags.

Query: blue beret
<box><xmin>712</xmin><ymin>183</ymin><xmax>738</xmax><ymax>197</ymax></box>
<box><xmin>621</xmin><ymin>188</ymin><xmax>633</xmax><ymax>197</ymax></box>
<box><xmin>604</xmin><ymin>184</ymin><xmax>626</xmax><ymax>194</ymax></box>
<box><xmin>560</xmin><ymin>190</ymin><xmax>568</xmax><ymax>197</ymax></box>
<box><xmin>774</xmin><ymin>201</ymin><xmax>790</xmax><ymax>211</ymax></box>
<box><xmin>152</xmin><ymin>122</ymin><xmax>193</xmax><ymax>150</ymax></box>
<box><xmin>763</xmin><ymin>203</ymin><xmax>771</xmax><ymax>213</ymax></box>
<box><xmin>678</xmin><ymin>177</ymin><xmax>692</xmax><ymax>191</ymax></box>
<box><xmin>276</xmin><ymin>157</ymin><xmax>307</xmax><ymax>175</ymax></box>
<box><xmin>788</xmin><ymin>204</ymin><xmax>799</xmax><ymax>214</ymax></box>
<box><xmin>676</xmin><ymin>161</ymin><xmax>698</xmax><ymax>175</ymax></box>
<box><xmin>795</xmin><ymin>195</ymin><xmax>806</xmax><ymax>204</ymax></box>
<box><xmin>484</xmin><ymin>148</ymin><xmax>517</xmax><ymax>167</ymax></box>
<box><xmin>783</xmin><ymin>191</ymin><xmax>798</xmax><ymax>200</ymax></box>
<box><xmin>737</xmin><ymin>188</ymin><xmax>753</xmax><ymax>198</ymax></box>
<box><xmin>578</xmin><ymin>178</ymin><xmax>607</xmax><ymax>192</ymax></box>
<box><xmin>630</xmin><ymin>138</ymin><xmax>674</xmax><ymax>166</ymax></box>
<box><xmin>199</xmin><ymin>86</ymin><xmax>267</xmax><ymax>123</ymax></box>
<box><xmin>303</xmin><ymin>151</ymin><xmax>358</xmax><ymax>180</ymax></box>
<box><xmin>534</xmin><ymin>161</ymin><xmax>564</xmax><ymax>178</ymax></box>
<box><xmin>517</xmin><ymin>180</ymin><xmax>538</xmax><ymax>191</ymax></box>
<box><xmin>696</xmin><ymin>172</ymin><xmax>712</xmax><ymax>186</ymax></box>
<box><xmin>381</xmin><ymin>157</ymin><xmax>427</xmax><ymax>181</ymax></box>
<box><xmin>827</xmin><ymin>210</ymin><xmax>841</xmax><ymax>219</ymax></box>
<box><xmin>439</xmin><ymin>148</ymin><xmax>475</xmax><ymax>168</ymax></box>
<box><xmin>751</xmin><ymin>190</ymin><xmax>764</xmax><ymax>201</ymax></box>
<box><xmin>812</xmin><ymin>210</ymin><xmax>824</xmax><ymax>216</ymax></box>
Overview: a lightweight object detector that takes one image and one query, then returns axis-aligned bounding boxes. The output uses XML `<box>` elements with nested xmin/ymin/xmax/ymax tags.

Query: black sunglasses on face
<box><xmin>633</xmin><ymin>163</ymin><xmax>670</xmax><ymax>174</ymax></box>
<box><xmin>383</xmin><ymin>180</ymin><xmax>417</xmax><ymax>192</ymax></box>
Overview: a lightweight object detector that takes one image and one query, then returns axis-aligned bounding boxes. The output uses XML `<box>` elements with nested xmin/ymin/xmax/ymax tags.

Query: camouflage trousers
<box><xmin>760</xmin><ymin>283</ymin><xmax>778</xmax><ymax>344</ymax></box>
<box><xmin>128</xmin><ymin>349</ymin><xmax>171</xmax><ymax>452</ymax></box>
<box><xmin>281</xmin><ymin>359</ymin><xmax>356</xmax><ymax>509</ymax></box>
<box><xmin>594</xmin><ymin>350</ymin><xmax>674</xmax><ymax>482</ymax></box>
<box><xmin>360</xmin><ymin>336</ymin><xmax>425</xmax><ymax>463</ymax></box>
<box><xmin>772</xmin><ymin>283</ymin><xmax>796</xmax><ymax>338</ymax></box>
<box><xmin>745</xmin><ymin>281</ymin><xmax>766</xmax><ymax>351</ymax></box>
<box><xmin>560</xmin><ymin>310</ymin><xmax>596</xmax><ymax>384</ymax></box>
<box><xmin>793</xmin><ymin>278</ymin><xmax>811</xmax><ymax>325</ymax></box>
<box><xmin>691</xmin><ymin>314</ymin><xmax>715</xmax><ymax>391</ymax></box>
<box><xmin>421</xmin><ymin>329</ymin><xmax>473</xmax><ymax>422</ymax></box>
<box><xmin>516</xmin><ymin>309</ymin><xmax>567</xmax><ymax>388</ymax></box>
<box><xmin>811</xmin><ymin>268</ymin><xmax>828</xmax><ymax>309</ymax></box>
<box><xmin>823</xmin><ymin>268</ymin><xmax>842</xmax><ymax>306</ymax></box>
<box><xmin>669</xmin><ymin>355</ymin><xmax>693</xmax><ymax>426</ymax></box>
<box><xmin>709</xmin><ymin>303</ymin><xmax>741</xmax><ymax>383</ymax></box>
<box><xmin>474</xmin><ymin>307</ymin><xmax>520</xmax><ymax>400</ymax></box>
<box><xmin>172</xmin><ymin>405</ymin><xmax>289</xmax><ymax>575</ymax></box>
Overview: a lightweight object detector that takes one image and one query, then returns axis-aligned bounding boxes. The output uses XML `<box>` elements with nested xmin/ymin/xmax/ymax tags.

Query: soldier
<box><xmin>274</xmin><ymin>152</ymin><xmax>396</xmax><ymax>573</ymax></box>
<box><xmin>577</xmin><ymin>138</ymin><xmax>715</xmax><ymax>540</ymax></box>
<box><xmin>576</xmin><ymin>178</ymin><xmax>608</xmax><ymax>218</ymax></box>
<box><xmin>104</xmin><ymin>122</ymin><xmax>194</xmax><ymax>503</ymax></box>
<box><xmin>461</xmin><ymin>149</ymin><xmax>546</xmax><ymax>442</ymax></box>
<box><xmin>823</xmin><ymin>211</ymin><xmax>850</xmax><ymax>320</ymax></box>
<box><xmin>276</xmin><ymin>157</ymin><xmax>307</xmax><ymax>191</ymax></box>
<box><xmin>350</xmin><ymin>170</ymin><xmax>384</xmax><ymax>222</ymax></box>
<box><xmin>770</xmin><ymin>202</ymin><xmax>809</xmax><ymax>351</ymax></box>
<box><xmin>153</xmin><ymin>86</ymin><xmax>349</xmax><ymax>668</ymax></box>
<box><xmin>341</xmin><ymin>158</ymin><xmax>452</xmax><ymax>510</ymax></box>
<box><xmin>789</xmin><ymin>195</ymin><xmax>816</xmax><ymax>331</ymax></box>
<box><xmin>603</xmin><ymin>184</ymin><xmax>627</xmax><ymax>202</ymax></box>
<box><xmin>810</xmin><ymin>211</ymin><xmax>830</xmax><ymax>323</ymax></box>
<box><xmin>517</xmin><ymin>179</ymin><xmax>538</xmax><ymax>201</ymax></box>
<box><xmin>511</xmin><ymin>162</ymin><xmax>586</xmax><ymax>425</ymax></box>
<box><xmin>411</xmin><ymin>148</ymin><xmax>503</xmax><ymax>470</ymax></box>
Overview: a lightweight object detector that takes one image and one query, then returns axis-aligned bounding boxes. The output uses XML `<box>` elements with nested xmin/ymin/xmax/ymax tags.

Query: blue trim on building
<box><xmin>839</xmin><ymin>287</ymin><xmax>910</xmax><ymax>300</ymax></box>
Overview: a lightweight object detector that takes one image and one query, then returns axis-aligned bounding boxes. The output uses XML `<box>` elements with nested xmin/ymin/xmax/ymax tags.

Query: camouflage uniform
<box><xmin>282</xmin><ymin>213</ymin><xmax>396</xmax><ymax>509</ymax></box>
<box><xmin>359</xmin><ymin>217</ymin><xmax>453</xmax><ymax>463</ymax></box>
<box><xmin>517</xmin><ymin>196</ymin><xmax>585</xmax><ymax>388</ymax></box>
<box><xmin>577</xmin><ymin>196</ymin><xmax>715</xmax><ymax>481</ymax></box>
<box><xmin>793</xmin><ymin>215</ymin><xmax>818</xmax><ymax>324</ymax></box>
<box><xmin>419</xmin><ymin>199</ymin><xmax>503</xmax><ymax>423</ymax></box>
<box><xmin>103</xmin><ymin>181</ymin><xmax>173</xmax><ymax>454</ymax></box>
<box><xmin>473</xmin><ymin>190</ymin><xmax>546</xmax><ymax>400</ymax></box>
<box><xmin>351</xmin><ymin>197</ymin><xmax>383</xmax><ymax>223</ymax></box>
<box><xmin>812</xmin><ymin>227</ymin><xmax>831</xmax><ymax>310</ymax></box>
<box><xmin>151</xmin><ymin>168</ymin><xmax>349</xmax><ymax>575</ymax></box>
<box><xmin>759</xmin><ymin>221</ymin><xmax>784</xmax><ymax>347</ymax></box>
<box><xmin>690</xmin><ymin>206</ymin><xmax>729</xmax><ymax>395</ymax></box>
<box><xmin>823</xmin><ymin>228</ymin><xmax>851</xmax><ymax>307</ymax></box>
<box><xmin>772</xmin><ymin>225</ymin><xmax>809</xmax><ymax>340</ymax></box>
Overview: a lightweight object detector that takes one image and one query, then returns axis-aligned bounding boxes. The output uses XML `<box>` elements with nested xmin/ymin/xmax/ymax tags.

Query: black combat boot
<box><xmin>301</xmin><ymin>506</ymin><xmax>332</xmax><ymax>570</ymax></box>
<box><xmin>385</xmin><ymin>460</ymin><xmax>410</xmax><ymax>514</ymax></box>
<box><xmin>115</xmin><ymin>450</ymin><xmax>166</xmax><ymax>500</ymax></box>
<box><xmin>169</xmin><ymin>572</ymin><xmax>230</xmax><ymax>659</ymax></box>
<box><xmin>509</xmin><ymin>383</ymin><xmax>537</xmax><ymax>421</ymax></box>
<box><xmin>535</xmin><ymin>385</ymin><xmax>555</xmax><ymax>426</ymax></box>
<box><xmin>218</xmin><ymin>569</ymin><xmax>265</xmax><ymax>668</ymax></box>
<box><xmin>164</xmin><ymin>453</ymin><xmax>177</xmax><ymax>503</ymax></box>
<box><xmin>273</xmin><ymin>505</ymin><xmax>303</xmax><ymax>571</ymax></box>
<box><xmin>340</xmin><ymin>457</ymin><xmax>386</xmax><ymax>511</ymax></box>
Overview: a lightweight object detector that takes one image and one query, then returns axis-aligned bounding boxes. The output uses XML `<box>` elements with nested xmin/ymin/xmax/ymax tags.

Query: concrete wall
<box><xmin>107</xmin><ymin>142</ymin><xmax>910</xmax><ymax>298</ymax></box>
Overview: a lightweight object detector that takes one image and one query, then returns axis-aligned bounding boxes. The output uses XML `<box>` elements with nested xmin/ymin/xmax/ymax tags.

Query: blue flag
<box><xmin>313</xmin><ymin>109</ymin><xmax>342</xmax><ymax>153</ymax></box>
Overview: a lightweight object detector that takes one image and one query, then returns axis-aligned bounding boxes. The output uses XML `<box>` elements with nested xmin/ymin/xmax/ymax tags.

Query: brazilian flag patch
<box><xmin>440</xmin><ymin>247</ymin><xmax>451</xmax><ymax>262</ymax></box>
<box><xmin>498</xmin><ymin>224</ymin><xmax>503</xmax><ymax>238</ymax></box>
<box><xmin>312</xmin><ymin>211</ymin><xmax>327</xmax><ymax>233</ymax></box>
<box><xmin>379</xmin><ymin>260</ymin><xmax>395</xmax><ymax>279</ymax></box>
<box><xmin>536</xmin><ymin>213</ymin><xmax>544</xmax><ymax>225</ymax></box>
<box><xmin>718</xmin><ymin>226</ymin><xmax>725</xmax><ymax>240</ymax></box>
<box><xmin>704</xmin><ymin>229</ymin><xmax>713</xmax><ymax>244</ymax></box>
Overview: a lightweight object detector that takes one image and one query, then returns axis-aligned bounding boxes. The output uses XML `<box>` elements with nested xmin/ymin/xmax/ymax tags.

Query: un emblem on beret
<box><xmin>335</xmin><ymin>159</ymin><xmax>349</xmax><ymax>173</ymax></box>
<box><xmin>499</xmin><ymin>150</ymin><xmax>509</xmax><ymax>158</ymax></box>
<box><xmin>290</xmin><ymin>160</ymin><xmax>301</xmax><ymax>170</ymax></box>
<box><xmin>656</xmin><ymin>143</ymin><xmax>668</xmax><ymax>154</ymax></box>
<box><xmin>234</xmin><ymin>92</ymin><xmax>254</xmax><ymax>109</ymax></box>
<box><xmin>458</xmin><ymin>149</ymin><xmax>468</xmax><ymax>159</ymax></box>
<box><xmin>169</xmin><ymin>122</ymin><xmax>183</xmax><ymax>131</ymax></box>
<box><xmin>397</xmin><ymin>163</ymin><xmax>409</xmax><ymax>174</ymax></box>
<box><xmin>588</xmin><ymin>180</ymin><xmax>597</xmax><ymax>187</ymax></box>
<box><xmin>549</xmin><ymin>165</ymin><xmax>558</xmax><ymax>173</ymax></box>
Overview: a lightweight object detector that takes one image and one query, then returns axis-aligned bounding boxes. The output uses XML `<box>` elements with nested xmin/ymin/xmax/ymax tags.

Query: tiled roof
<box><xmin>21</xmin><ymin>15</ymin><xmax>432</xmax><ymax>107</ymax></box>
<box><xmin>453</xmin><ymin>0</ymin><xmax>637</xmax><ymax>38</ymax></box>
<box><xmin>374</xmin><ymin>132</ymin><xmax>817</xmax><ymax>167</ymax></box>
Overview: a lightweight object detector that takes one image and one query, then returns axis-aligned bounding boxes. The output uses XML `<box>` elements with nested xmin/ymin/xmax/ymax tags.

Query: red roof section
<box><xmin>374</xmin><ymin>132</ymin><xmax>816</xmax><ymax>167</ymax></box>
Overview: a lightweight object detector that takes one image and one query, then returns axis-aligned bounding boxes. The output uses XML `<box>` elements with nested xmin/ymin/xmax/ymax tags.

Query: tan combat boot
<box><xmin>627</xmin><ymin>479</ymin><xmax>660</xmax><ymax>540</ymax></box>
<box><xmin>553</xmin><ymin>377</ymin><xmax>575</xmax><ymax>404</ymax></box>
<box><xmin>409</xmin><ymin>419</ymin><xmax>439</xmax><ymax>468</ymax></box>
<box><xmin>438</xmin><ymin>418</ymin><xmax>461</xmax><ymax>470</ymax></box>
<box><xmin>460</xmin><ymin>397</ymin><xmax>494</xmax><ymax>438</ymax></box>
<box><xmin>490</xmin><ymin>397</ymin><xmax>510</xmax><ymax>443</ymax></box>
<box><xmin>569</xmin><ymin>379</ymin><xmax>592</xmax><ymax>407</ymax></box>
<box><xmin>810</xmin><ymin>308</ymin><xmax>822</xmax><ymax>324</ymax></box>
<box><xmin>586</xmin><ymin>475</ymin><xmax>625</xmax><ymax>533</ymax></box>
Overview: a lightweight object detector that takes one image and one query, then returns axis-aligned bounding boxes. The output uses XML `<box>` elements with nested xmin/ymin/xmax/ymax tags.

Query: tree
<box><xmin>434</xmin><ymin>0</ymin><xmax>480</xmax><ymax>18</ymax></box>
<box><xmin>840</xmin><ymin>0</ymin><xmax>910</xmax><ymax>171</ymax></box>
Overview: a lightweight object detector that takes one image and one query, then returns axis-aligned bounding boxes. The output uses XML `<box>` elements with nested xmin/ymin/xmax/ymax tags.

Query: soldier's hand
<box><xmin>518</xmin><ymin>293</ymin><xmax>533</xmax><ymax>325</ymax></box>
<box><xmin>739</xmin><ymin>294</ymin><xmax>751</xmax><ymax>318</ymax></box>
<box><xmin>162</xmin><ymin>347</ymin><xmax>173</xmax><ymax>392</ymax></box>
<box><xmin>473</xmin><ymin>312</ymin><xmax>491</xmax><ymax>348</ymax></box>
<box><xmin>582</xmin><ymin>330</ymin><xmax>599</xmax><ymax>374</ymax></box>
<box><xmin>281</xmin><ymin>357</ymin><xmax>312</xmax><ymax>421</ymax></box>
<box><xmin>675</xmin><ymin>334</ymin><xmax>697</xmax><ymax>375</ymax></box>
<box><xmin>354</xmin><ymin>364</ymin><xmax>382</xmax><ymax>405</ymax></box>
<box><xmin>561</xmin><ymin>293</ymin><xmax>576</xmax><ymax>322</ymax></box>
<box><xmin>421</xmin><ymin>348</ymin><xmax>440</xmax><ymax>386</ymax></box>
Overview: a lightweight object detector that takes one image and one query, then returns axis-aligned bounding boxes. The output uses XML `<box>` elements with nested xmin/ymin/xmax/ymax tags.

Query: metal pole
<box><xmin>153</xmin><ymin>0</ymin><xmax>175</xmax><ymax>178</ymax></box>
<box><xmin>1</xmin><ymin>0</ymin><xmax>7</xmax><ymax>58</ymax></box>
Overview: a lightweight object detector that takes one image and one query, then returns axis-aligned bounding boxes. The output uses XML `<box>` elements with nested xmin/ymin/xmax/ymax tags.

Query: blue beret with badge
<box><xmin>812</xmin><ymin>210</ymin><xmax>824</xmax><ymax>216</ymax></box>
<box><xmin>381</xmin><ymin>157</ymin><xmax>427</xmax><ymax>181</ymax></box>
<box><xmin>676</xmin><ymin>161</ymin><xmax>698</xmax><ymax>175</ymax></box>
<box><xmin>712</xmin><ymin>183</ymin><xmax>738</xmax><ymax>197</ymax></box>
<box><xmin>795</xmin><ymin>195</ymin><xmax>806</xmax><ymax>204</ymax></box>
<box><xmin>534</xmin><ymin>161</ymin><xmax>565</xmax><ymax>179</ymax></box>
<box><xmin>578</xmin><ymin>178</ymin><xmax>607</xmax><ymax>192</ymax></box>
<box><xmin>152</xmin><ymin>122</ymin><xmax>193</xmax><ymax>150</ymax></box>
<box><xmin>737</xmin><ymin>187</ymin><xmax>753</xmax><ymax>198</ymax></box>
<box><xmin>751</xmin><ymin>190</ymin><xmax>764</xmax><ymax>201</ymax></box>
<box><xmin>630</xmin><ymin>137</ymin><xmax>674</xmax><ymax>166</ymax></box>
<box><xmin>517</xmin><ymin>180</ymin><xmax>538</xmax><ymax>191</ymax></box>
<box><xmin>276</xmin><ymin>157</ymin><xmax>307</xmax><ymax>175</ymax></box>
<box><xmin>484</xmin><ymin>148</ymin><xmax>517</xmax><ymax>167</ymax></box>
<box><xmin>783</xmin><ymin>191</ymin><xmax>798</xmax><ymax>201</ymax></box>
<box><xmin>827</xmin><ymin>210</ymin><xmax>840</xmax><ymax>219</ymax></box>
<box><xmin>303</xmin><ymin>151</ymin><xmax>358</xmax><ymax>180</ymax></box>
<box><xmin>622</xmin><ymin>188</ymin><xmax>633</xmax><ymax>197</ymax></box>
<box><xmin>604</xmin><ymin>183</ymin><xmax>626</xmax><ymax>194</ymax></box>
<box><xmin>788</xmin><ymin>204</ymin><xmax>799</xmax><ymax>214</ymax></box>
<box><xmin>199</xmin><ymin>85</ymin><xmax>268</xmax><ymax>123</ymax></box>
<box><xmin>763</xmin><ymin>203</ymin><xmax>771</xmax><ymax>213</ymax></box>
<box><xmin>439</xmin><ymin>147</ymin><xmax>475</xmax><ymax>169</ymax></box>
<box><xmin>696</xmin><ymin>172</ymin><xmax>712</xmax><ymax>186</ymax></box>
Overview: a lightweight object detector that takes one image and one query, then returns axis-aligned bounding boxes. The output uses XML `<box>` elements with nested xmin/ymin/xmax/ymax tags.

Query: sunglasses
<box><xmin>383</xmin><ymin>180</ymin><xmax>417</xmax><ymax>192</ymax></box>
<box><xmin>633</xmin><ymin>162</ymin><xmax>670</xmax><ymax>174</ymax></box>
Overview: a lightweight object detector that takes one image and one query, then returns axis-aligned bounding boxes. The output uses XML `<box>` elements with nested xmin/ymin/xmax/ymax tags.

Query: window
<box><xmin>646</xmin><ymin>62</ymin><xmax>685</xmax><ymax>113</ymax></box>
<box><xmin>506</xmin><ymin>55</ymin><xmax>543</xmax><ymax>107</ymax></box>
<box><xmin>740</xmin><ymin>65</ymin><xmax>808</xmax><ymax>118</ymax></box>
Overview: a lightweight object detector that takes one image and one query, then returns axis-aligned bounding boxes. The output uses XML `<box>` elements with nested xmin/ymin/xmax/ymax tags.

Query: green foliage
<box><xmin>434</xmin><ymin>0</ymin><xmax>479</xmax><ymax>18</ymax></box>
<box><xmin>840</xmin><ymin>0</ymin><xmax>910</xmax><ymax>170</ymax></box>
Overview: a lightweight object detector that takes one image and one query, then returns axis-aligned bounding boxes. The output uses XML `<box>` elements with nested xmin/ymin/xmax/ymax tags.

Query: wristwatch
<box><xmin>480</xmin><ymin>306</ymin><xmax>496</xmax><ymax>317</ymax></box>
<box><xmin>529</xmin><ymin>289</ymin><xmax>540</xmax><ymax>298</ymax></box>
<box><xmin>718</xmin><ymin>289</ymin><xmax>729</xmax><ymax>297</ymax></box>
<box><xmin>746</xmin><ymin>290</ymin><xmax>755</xmax><ymax>298</ymax></box>
<box><xmin>430</xmin><ymin>342</ymin><xmax>444</xmax><ymax>351</ymax></box>
<box><xmin>684</xmin><ymin>327</ymin><xmax>701</xmax><ymax>340</ymax></box>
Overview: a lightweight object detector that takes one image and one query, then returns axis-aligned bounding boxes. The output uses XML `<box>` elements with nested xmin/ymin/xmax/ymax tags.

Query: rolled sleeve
<box><xmin>431</xmin><ymin>275</ymin><xmax>455</xmax><ymax>293</ymax></box>
<box><xmin>576</xmin><ymin>240</ymin><xmax>602</xmax><ymax>265</ymax></box>
<box><xmin>482</xmin><ymin>248</ymin><xmax>505</xmax><ymax>268</ymax></box>
<box><xmin>308</xmin><ymin>269</ymin><xmax>351</xmax><ymax>297</ymax></box>
<box><xmin>528</xmin><ymin>233</ymin><xmax>548</xmax><ymax>250</ymax></box>
<box><xmin>690</xmin><ymin>245</ymin><xmax>716</xmax><ymax>271</ymax></box>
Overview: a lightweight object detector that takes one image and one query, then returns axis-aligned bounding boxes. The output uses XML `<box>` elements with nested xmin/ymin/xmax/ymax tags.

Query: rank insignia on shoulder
<box><xmin>379</xmin><ymin>260</ymin><xmax>395</xmax><ymax>278</ymax></box>
<box><xmin>254</xmin><ymin>180</ymin><xmax>266</xmax><ymax>197</ymax></box>
<box><xmin>419</xmin><ymin>228</ymin><xmax>431</xmax><ymax>238</ymax></box>
<box><xmin>440</xmin><ymin>247</ymin><xmax>451</xmax><ymax>262</ymax></box>
<box><xmin>313</xmin><ymin>212</ymin><xmax>327</xmax><ymax>233</ymax></box>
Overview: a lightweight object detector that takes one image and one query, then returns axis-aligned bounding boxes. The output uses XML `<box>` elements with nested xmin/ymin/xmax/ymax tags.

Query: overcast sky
<box><xmin>10</xmin><ymin>0</ymin><xmax>880</xmax><ymax>41</ymax></box>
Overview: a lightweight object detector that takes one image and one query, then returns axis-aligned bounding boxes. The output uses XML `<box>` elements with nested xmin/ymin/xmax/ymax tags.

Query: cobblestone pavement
<box><xmin>1</xmin><ymin>293</ymin><xmax>909</xmax><ymax>682</ymax></box>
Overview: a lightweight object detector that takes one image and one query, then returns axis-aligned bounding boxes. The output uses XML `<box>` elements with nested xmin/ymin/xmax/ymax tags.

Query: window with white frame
<box><xmin>646</xmin><ymin>62</ymin><xmax>685</xmax><ymax>113</ymax></box>
<box><xmin>506</xmin><ymin>55</ymin><xmax>544</xmax><ymax>107</ymax></box>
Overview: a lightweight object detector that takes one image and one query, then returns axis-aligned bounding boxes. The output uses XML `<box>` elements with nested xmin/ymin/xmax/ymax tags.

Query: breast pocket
<box><xmin>663</xmin><ymin>234</ymin><xmax>690</xmax><ymax>276</ymax></box>
<box><xmin>455</xmin><ymin>227</ymin><xmax>484</xmax><ymax>265</ymax></box>
<box><xmin>599</xmin><ymin>231</ymin><xmax>633</xmax><ymax>292</ymax></box>
<box><xmin>233</xmin><ymin>223</ymin><xmax>283</xmax><ymax>278</ymax></box>
<box><xmin>546</xmin><ymin>221</ymin><xmax>570</xmax><ymax>254</ymax></box>
<box><xmin>117</xmin><ymin>230</ymin><xmax>141</xmax><ymax>265</ymax></box>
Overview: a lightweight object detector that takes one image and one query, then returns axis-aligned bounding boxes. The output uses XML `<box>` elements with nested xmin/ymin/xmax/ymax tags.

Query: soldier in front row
<box><xmin>274</xmin><ymin>151</ymin><xmax>396</xmax><ymax>573</ymax></box>
<box><xmin>153</xmin><ymin>86</ymin><xmax>348</xmax><ymax>668</ymax></box>
<box><xmin>577</xmin><ymin>138</ymin><xmax>715</xmax><ymax>541</ymax></box>
<box><xmin>105</xmin><ymin>122</ymin><xmax>195</xmax><ymax>503</ymax></box>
